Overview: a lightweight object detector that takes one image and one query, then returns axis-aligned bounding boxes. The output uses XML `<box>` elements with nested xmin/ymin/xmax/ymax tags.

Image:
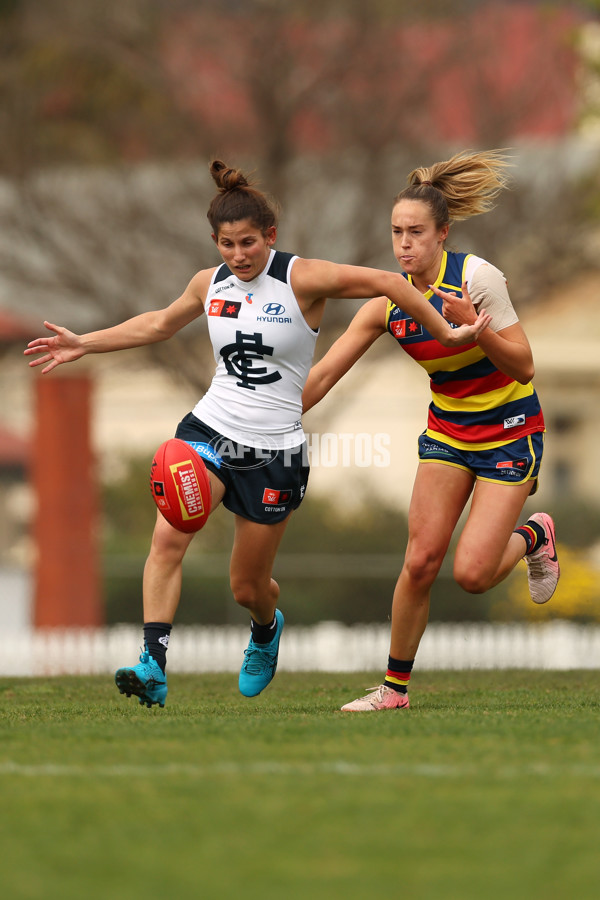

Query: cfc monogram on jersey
<box><xmin>220</xmin><ymin>331</ymin><xmax>282</xmax><ymax>390</ymax></box>
<box><xmin>192</xmin><ymin>250</ymin><xmax>318</xmax><ymax>450</ymax></box>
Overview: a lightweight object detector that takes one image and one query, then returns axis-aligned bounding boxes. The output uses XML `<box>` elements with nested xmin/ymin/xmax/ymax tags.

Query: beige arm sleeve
<box><xmin>468</xmin><ymin>264</ymin><xmax>519</xmax><ymax>333</ymax></box>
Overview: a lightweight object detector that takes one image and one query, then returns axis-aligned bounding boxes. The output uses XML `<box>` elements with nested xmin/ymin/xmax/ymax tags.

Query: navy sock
<box><xmin>143</xmin><ymin>622</ymin><xmax>172</xmax><ymax>673</ymax></box>
<box><xmin>250</xmin><ymin>615</ymin><xmax>277</xmax><ymax>645</ymax></box>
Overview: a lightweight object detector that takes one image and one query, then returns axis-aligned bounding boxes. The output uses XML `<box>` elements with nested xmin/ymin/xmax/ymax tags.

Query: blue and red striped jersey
<box><xmin>385</xmin><ymin>251</ymin><xmax>545</xmax><ymax>449</ymax></box>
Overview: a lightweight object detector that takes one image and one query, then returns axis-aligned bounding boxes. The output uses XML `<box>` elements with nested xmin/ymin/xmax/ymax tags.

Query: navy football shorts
<box><xmin>417</xmin><ymin>431</ymin><xmax>544</xmax><ymax>494</ymax></box>
<box><xmin>175</xmin><ymin>412</ymin><xmax>309</xmax><ymax>524</ymax></box>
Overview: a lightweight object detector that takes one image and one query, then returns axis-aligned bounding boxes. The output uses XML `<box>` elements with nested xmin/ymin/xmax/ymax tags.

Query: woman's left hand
<box><xmin>430</xmin><ymin>281</ymin><xmax>478</xmax><ymax>327</ymax></box>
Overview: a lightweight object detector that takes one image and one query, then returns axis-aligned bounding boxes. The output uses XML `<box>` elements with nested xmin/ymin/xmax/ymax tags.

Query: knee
<box><xmin>403</xmin><ymin>546</ymin><xmax>444</xmax><ymax>591</ymax></box>
<box><xmin>453</xmin><ymin>561</ymin><xmax>492</xmax><ymax>595</ymax></box>
<box><xmin>230</xmin><ymin>575</ymin><xmax>278</xmax><ymax>611</ymax></box>
<box><xmin>230</xmin><ymin>576</ymin><xmax>262</xmax><ymax>610</ymax></box>
<box><xmin>149</xmin><ymin>519</ymin><xmax>191</xmax><ymax>565</ymax></box>
<box><xmin>231</xmin><ymin>582</ymin><xmax>258</xmax><ymax>610</ymax></box>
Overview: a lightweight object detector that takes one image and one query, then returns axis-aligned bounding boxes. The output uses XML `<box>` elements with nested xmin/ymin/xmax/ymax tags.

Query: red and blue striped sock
<box><xmin>384</xmin><ymin>656</ymin><xmax>414</xmax><ymax>695</ymax></box>
<box><xmin>514</xmin><ymin>519</ymin><xmax>546</xmax><ymax>555</ymax></box>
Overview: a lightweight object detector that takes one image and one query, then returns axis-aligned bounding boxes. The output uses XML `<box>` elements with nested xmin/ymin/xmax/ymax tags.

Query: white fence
<box><xmin>1</xmin><ymin>621</ymin><xmax>599</xmax><ymax>676</ymax></box>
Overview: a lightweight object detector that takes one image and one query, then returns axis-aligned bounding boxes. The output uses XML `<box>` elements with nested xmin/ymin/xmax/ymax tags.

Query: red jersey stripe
<box><xmin>404</xmin><ymin>339</ymin><xmax>479</xmax><ymax>363</ymax></box>
<box><xmin>427</xmin><ymin>410</ymin><xmax>546</xmax><ymax>445</ymax></box>
<box><xmin>431</xmin><ymin>369</ymin><xmax>514</xmax><ymax>399</ymax></box>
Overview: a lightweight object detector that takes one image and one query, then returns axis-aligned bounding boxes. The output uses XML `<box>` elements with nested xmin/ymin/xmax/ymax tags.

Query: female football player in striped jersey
<box><xmin>303</xmin><ymin>150</ymin><xmax>559</xmax><ymax>712</ymax></box>
<box><xmin>25</xmin><ymin>158</ymin><xmax>489</xmax><ymax>709</ymax></box>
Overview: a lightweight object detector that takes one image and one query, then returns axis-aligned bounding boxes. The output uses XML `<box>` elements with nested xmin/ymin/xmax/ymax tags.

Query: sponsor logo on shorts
<box><xmin>185</xmin><ymin>441</ymin><xmax>223</xmax><ymax>469</ymax></box>
<box><xmin>262</xmin><ymin>487</ymin><xmax>292</xmax><ymax>505</ymax></box>
<box><xmin>208</xmin><ymin>299</ymin><xmax>242</xmax><ymax>318</ymax></box>
<box><xmin>496</xmin><ymin>458</ymin><xmax>528</xmax><ymax>470</ymax></box>
<box><xmin>421</xmin><ymin>446</ymin><xmax>452</xmax><ymax>456</ymax></box>
<box><xmin>419</xmin><ymin>439</ymin><xmax>453</xmax><ymax>459</ymax></box>
<box><xmin>503</xmin><ymin>414</ymin><xmax>526</xmax><ymax>429</ymax></box>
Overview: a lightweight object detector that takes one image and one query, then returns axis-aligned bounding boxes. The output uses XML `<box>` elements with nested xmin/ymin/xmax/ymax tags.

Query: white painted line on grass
<box><xmin>1</xmin><ymin>760</ymin><xmax>599</xmax><ymax>778</ymax></box>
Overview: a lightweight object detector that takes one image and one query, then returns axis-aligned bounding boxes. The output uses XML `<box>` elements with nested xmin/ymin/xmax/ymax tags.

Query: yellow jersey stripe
<box><xmin>425</xmin><ymin>428</ymin><xmax>544</xmax><ymax>452</ymax></box>
<box><xmin>431</xmin><ymin>381</ymin><xmax>534</xmax><ymax>413</ymax></box>
<box><xmin>419</xmin><ymin>345</ymin><xmax>486</xmax><ymax>375</ymax></box>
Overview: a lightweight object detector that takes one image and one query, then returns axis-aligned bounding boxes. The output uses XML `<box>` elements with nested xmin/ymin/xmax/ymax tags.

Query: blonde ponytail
<box><xmin>396</xmin><ymin>149</ymin><xmax>512</xmax><ymax>225</ymax></box>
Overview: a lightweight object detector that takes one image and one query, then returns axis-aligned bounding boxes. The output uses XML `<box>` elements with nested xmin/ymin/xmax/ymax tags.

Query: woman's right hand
<box><xmin>440</xmin><ymin>308</ymin><xmax>492</xmax><ymax>347</ymax></box>
<box><xmin>24</xmin><ymin>321</ymin><xmax>85</xmax><ymax>374</ymax></box>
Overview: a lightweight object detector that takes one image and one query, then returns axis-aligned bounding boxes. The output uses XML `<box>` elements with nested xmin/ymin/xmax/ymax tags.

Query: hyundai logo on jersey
<box><xmin>257</xmin><ymin>302</ymin><xmax>292</xmax><ymax>324</ymax></box>
<box><xmin>262</xmin><ymin>303</ymin><xmax>286</xmax><ymax>316</ymax></box>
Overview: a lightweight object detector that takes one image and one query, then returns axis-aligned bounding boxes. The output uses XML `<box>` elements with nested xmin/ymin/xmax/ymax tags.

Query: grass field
<box><xmin>1</xmin><ymin>669</ymin><xmax>599</xmax><ymax>900</ymax></box>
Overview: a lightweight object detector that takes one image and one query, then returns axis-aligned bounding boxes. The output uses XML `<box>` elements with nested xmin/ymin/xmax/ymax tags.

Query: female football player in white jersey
<box><xmin>303</xmin><ymin>150</ymin><xmax>559</xmax><ymax>712</ymax></box>
<box><xmin>25</xmin><ymin>158</ymin><xmax>489</xmax><ymax>708</ymax></box>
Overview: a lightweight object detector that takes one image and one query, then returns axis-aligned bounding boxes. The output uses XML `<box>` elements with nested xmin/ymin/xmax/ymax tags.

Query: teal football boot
<box><xmin>115</xmin><ymin>646</ymin><xmax>167</xmax><ymax>708</ymax></box>
<box><xmin>238</xmin><ymin>609</ymin><xmax>284</xmax><ymax>697</ymax></box>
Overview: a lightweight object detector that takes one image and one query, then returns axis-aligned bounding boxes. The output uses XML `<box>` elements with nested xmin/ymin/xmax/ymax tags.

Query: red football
<box><xmin>149</xmin><ymin>438</ymin><xmax>212</xmax><ymax>533</ymax></box>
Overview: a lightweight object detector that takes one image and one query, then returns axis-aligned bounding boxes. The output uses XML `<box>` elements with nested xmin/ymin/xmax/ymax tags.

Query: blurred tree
<box><xmin>5</xmin><ymin>0</ymin><xmax>599</xmax><ymax>625</ymax></box>
<box><xmin>0</xmin><ymin>0</ymin><xmax>596</xmax><ymax>396</ymax></box>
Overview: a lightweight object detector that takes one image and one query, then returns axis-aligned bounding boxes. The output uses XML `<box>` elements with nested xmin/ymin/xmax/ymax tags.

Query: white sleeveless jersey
<box><xmin>192</xmin><ymin>249</ymin><xmax>318</xmax><ymax>450</ymax></box>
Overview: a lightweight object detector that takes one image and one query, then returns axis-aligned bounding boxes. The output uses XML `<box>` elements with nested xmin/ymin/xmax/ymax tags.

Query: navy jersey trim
<box><xmin>268</xmin><ymin>251</ymin><xmax>295</xmax><ymax>284</ymax></box>
<box><xmin>431</xmin><ymin>356</ymin><xmax>498</xmax><ymax>386</ymax></box>
<box><xmin>213</xmin><ymin>252</ymin><xmax>294</xmax><ymax>286</ymax></box>
<box><xmin>214</xmin><ymin>263</ymin><xmax>234</xmax><ymax>284</ymax></box>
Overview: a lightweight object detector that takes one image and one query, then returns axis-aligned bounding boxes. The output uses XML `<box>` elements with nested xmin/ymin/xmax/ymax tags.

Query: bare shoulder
<box><xmin>165</xmin><ymin>267</ymin><xmax>219</xmax><ymax>325</ymax></box>
<box><xmin>358</xmin><ymin>294</ymin><xmax>389</xmax><ymax>319</ymax></box>
<box><xmin>290</xmin><ymin>257</ymin><xmax>335</xmax><ymax>301</ymax></box>
<box><xmin>187</xmin><ymin>267</ymin><xmax>218</xmax><ymax>303</ymax></box>
<box><xmin>349</xmin><ymin>295</ymin><xmax>388</xmax><ymax>332</ymax></box>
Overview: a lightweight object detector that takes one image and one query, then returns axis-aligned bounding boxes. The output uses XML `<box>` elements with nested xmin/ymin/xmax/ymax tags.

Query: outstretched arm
<box><xmin>292</xmin><ymin>258</ymin><xmax>490</xmax><ymax>347</ymax></box>
<box><xmin>24</xmin><ymin>270</ymin><xmax>212</xmax><ymax>374</ymax></box>
<box><xmin>303</xmin><ymin>297</ymin><xmax>387</xmax><ymax>413</ymax></box>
